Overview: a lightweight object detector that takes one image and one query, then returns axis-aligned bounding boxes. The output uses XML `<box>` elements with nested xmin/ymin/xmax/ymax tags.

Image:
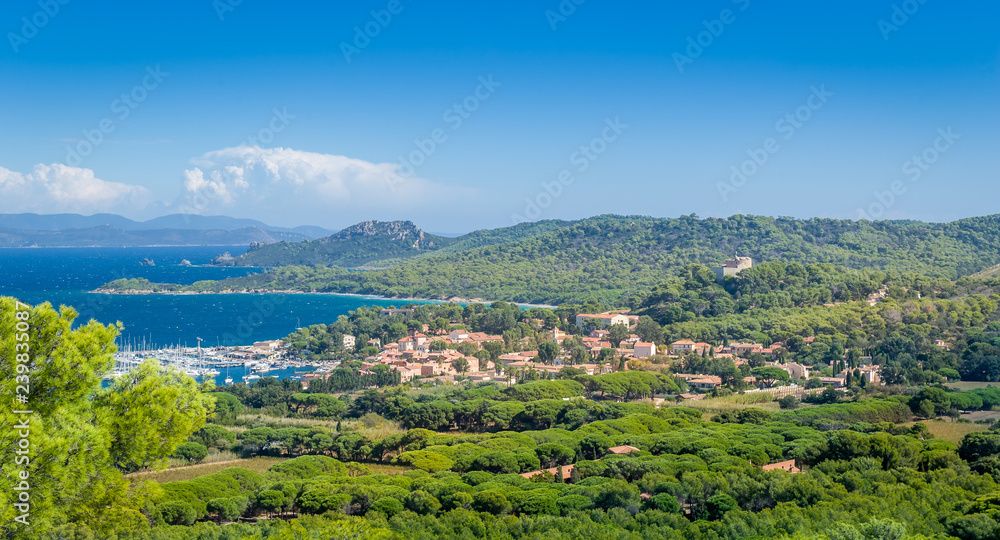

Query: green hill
<box><xmin>218</xmin><ymin>219</ymin><xmax>575</xmax><ymax>268</ymax></box>
<box><xmin>99</xmin><ymin>213</ymin><xmax>1000</xmax><ymax>305</ymax></box>
<box><xmin>215</xmin><ymin>220</ymin><xmax>456</xmax><ymax>267</ymax></box>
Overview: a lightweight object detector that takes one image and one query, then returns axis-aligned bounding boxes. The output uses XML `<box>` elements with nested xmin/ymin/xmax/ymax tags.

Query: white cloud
<box><xmin>175</xmin><ymin>146</ymin><xmax>475</xmax><ymax>218</ymax></box>
<box><xmin>0</xmin><ymin>163</ymin><xmax>150</xmax><ymax>215</ymax></box>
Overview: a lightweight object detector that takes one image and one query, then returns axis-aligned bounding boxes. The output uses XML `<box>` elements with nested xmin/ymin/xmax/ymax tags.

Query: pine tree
<box><xmin>554</xmin><ymin>467</ymin><xmax>564</xmax><ymax>483</ymax></box>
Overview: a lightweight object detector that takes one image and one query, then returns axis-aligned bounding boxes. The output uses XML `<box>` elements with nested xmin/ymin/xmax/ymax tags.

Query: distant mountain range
<box><xmin>0</xmin><ymin>213</ymin><xmax>336</xmax><ymax>247</ymax></box>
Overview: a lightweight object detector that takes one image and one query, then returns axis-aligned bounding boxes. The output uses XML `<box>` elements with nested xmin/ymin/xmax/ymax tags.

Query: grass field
<box><xmin>945</xmin><ymin>382</ymin><xmax>1000</xmax><ymax>391</ymax></box>
<box><xmin>127</xmin><ymin>456</ymin><xmax>287</xmax><ymax>483</ymax></box>
<box><xmin>678</xmin><ymin>392</ymin><xmax>780</xmax><ymax>414</ymax></box>
<box><xmin>903</xmin><ymin>420</ymin><xmax>990</xmax><ymax>444</ymax></box>
<box><xmin>365</xmin><ymin>463</ymin><xmax>411</xmax><ymax>475</ymax></box>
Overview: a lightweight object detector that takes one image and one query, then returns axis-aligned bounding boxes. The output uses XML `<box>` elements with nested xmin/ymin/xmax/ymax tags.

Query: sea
<box><xmin>0</xmin><ymin>246</ymin><xmax>440</xmax><ymax>383</ymax></box>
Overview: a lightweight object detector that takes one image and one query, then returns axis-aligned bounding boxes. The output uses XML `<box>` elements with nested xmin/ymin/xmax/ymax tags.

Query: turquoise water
<box><xmin>0</xmin><ymin>246</ymin><xmax>437</xmax><ymax>348</ymax></box>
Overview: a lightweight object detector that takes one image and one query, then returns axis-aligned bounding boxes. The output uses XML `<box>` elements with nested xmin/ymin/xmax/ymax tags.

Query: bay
<box><xmin>0</xmin><ymin>246</ymin><xmax>438</xmax><ymax>348</ymax></box>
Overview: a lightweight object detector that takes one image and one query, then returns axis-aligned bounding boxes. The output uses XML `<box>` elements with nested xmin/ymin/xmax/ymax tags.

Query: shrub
<box><xmin>706</xmin><ymin>493</ymin><xmax>738</xmax><ymax>520</ymax></box>
<box><xmin>158</xmin><ymin>501</ymin><xmax>197</xmax><ymax>525</ymax></box>
<box><xmin>192</xmin><ymin>424</ymin><xmax>237</xmax><ymax>450</ymax></box>
<box><xmin>173</xmin><ymin>442</ymin><xmax>209</xmax><ymax>463</ymax></box>
<box><xmin>369</xmin><ymin>497</ymin><xmax>404</xmax><ymax>517</ymax></box>
<box><xmin>472</xmin><ymin>490</ymin><xmax>512</xmax><ymax>515</ymax></box>
<box><xmin>518</xmin><ymin>489</ymin><xmax>561</xmax><ymax>515</ymax></box>
<box><xmin>405</xmin><ymin>490</ymin><xmax>442</xmax><ymax>515</ymax></box>
<box><xmin>206</xmin><ymin>498</ymin><xmax>241</xmax><ymax>521</ymax></box>
<box><xmin>646</xmin><ymin>493</ymin><xmax>681</xmax><ymax>513</ymax></box>
<box><xmin>268</xmin><ymin>455</ymin><xmax>348</xmax><ymax>479</ymax></box>
<box><xmin>556</xmin><ymin>494</ymin><xmax>594</xmax><ymax>514</ymax></box>
<box><xmin>778</xmin><ymin>395</ymin><xmax>800</xmax><ymax>410</ymax></box>
<box><xmin>255</xmin><ymin>490</ymin><xmax>287</xmax><ymax>515</ymax></box>
<box><xmin>298</xmin><ymin>489</ymin><xmax>341</xmax><ymax>514</ymax></box>
<box><xmin>394</xmin><ymin>450</ymin><xmax>454</xmax><ymax>473</ymax></box>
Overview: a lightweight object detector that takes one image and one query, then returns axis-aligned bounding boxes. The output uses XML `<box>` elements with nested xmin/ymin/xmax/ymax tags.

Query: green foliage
<box><xmin>103</xmin><ymin>214</ymin><xmax>1000</xmax><ymax>305</ymax></box>
<box><xmin>774</xmin><ymin>399</ymin><xmax>913</xmax><ymax>428</ymax></box>
<box><xmin>268</xmin><ymin>455</ymin><xmax>348</xmax><ymax>479</ymax></box>
<box><xmin>395</xmin><ymin>450</ymin><xmax>455</xmax><ymax>473</ymax></box>
<box><xmin>158</xmin><ymin>500</ymin><xmax>197</xmax><ymax>525</ymax></box>
<box><xmin>173</xmin><ymin>442</ymin><xmax>209</xmax><ymax>463</ymax></box>
<box><xmin>0</xmin><ymin>298</ymin><xmax>210</xmax><ymax>536</ymax></box>
<box><xmin>505</xmin><ymin>380</ymin><xmax>583</xmax><ymax>401</ymax></box>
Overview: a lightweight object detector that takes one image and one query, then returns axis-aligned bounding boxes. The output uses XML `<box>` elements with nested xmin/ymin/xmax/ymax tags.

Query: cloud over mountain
<box><xmin>176</xmin><ymin>146</ymin><xmax>474</xmax><ymax>221</ymax></box>
<box><xmin>0</xmin><ymin>164</ymin><xmax>150</xmax><ymax>215</ymax></box>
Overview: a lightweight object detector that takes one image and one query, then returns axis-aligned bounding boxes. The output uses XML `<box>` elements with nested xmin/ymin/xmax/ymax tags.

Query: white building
<box><xmin>575</xmin><ymin>312</ymin><xmax>631</xmax><ymax>329</ymax></box>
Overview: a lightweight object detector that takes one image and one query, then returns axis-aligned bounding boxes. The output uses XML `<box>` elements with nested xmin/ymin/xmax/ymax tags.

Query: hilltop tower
<box><xmin>715</xmin><ymin>255</ymin><xmax>752</xmax><ymax>283</ymax></box>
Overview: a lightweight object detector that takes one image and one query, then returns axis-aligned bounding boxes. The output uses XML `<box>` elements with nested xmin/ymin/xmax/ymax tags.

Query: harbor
<box><xmin>109</xmin><ymin>338</ymin><xmax>334</xmax><ymax>386</ymax></box>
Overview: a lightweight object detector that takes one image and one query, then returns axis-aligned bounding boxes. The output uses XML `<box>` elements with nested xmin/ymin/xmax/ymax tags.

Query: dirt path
<box><xmin>125</xmin><ymin>458</ymin><xmax>247</xmax><ymax>478</ymax></box>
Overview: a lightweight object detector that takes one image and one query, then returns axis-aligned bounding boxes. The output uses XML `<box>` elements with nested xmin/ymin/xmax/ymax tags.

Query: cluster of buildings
<box><xmin>357</xmin><ymin>328</ymin><xmax>507</xmax><ymax>383</ymax></box>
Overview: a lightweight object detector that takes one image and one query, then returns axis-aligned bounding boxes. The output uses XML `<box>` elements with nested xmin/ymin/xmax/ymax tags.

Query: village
<box><xmin>283</xmin><ymin>306</ymin><xmax>886</xmax><ymax>400</ymax></box>
<box><xmin>201</xmin><ymin>257</ymin><xmax>901</xmax><ymax>398</ymax></box>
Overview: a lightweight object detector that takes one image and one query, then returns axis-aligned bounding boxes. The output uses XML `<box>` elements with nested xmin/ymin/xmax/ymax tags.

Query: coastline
<box><xmin>90</xmin><ymin>287</ymin><xmax>558</xmax><ymax>309</ymax></box>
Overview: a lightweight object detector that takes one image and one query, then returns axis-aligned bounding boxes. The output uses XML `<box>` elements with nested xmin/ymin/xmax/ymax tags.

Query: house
<box><xmin>783</xmin><ymin>362</ymin><xmax>810</xmax><ymax>380</ymax></box>
<box><xmin>367</xmin><ymin>338</ymin><xmax>381</xmax><ymax>348</ymax></box>
<box><xmin>590</xmin><ymin>329</ymin><xmax>610</xmax><ymax>339</ymax></box>
<box><xmin>380</xmin><ymin>308</ymin><xmax>414</xmax><ymax>318</ymax></box>
<box><xmin>397</xmin><ymin>336</ymin><xmax>415</xmax><ymax>352</ymax></box>
<box><xmin>575</xmin><ymin>312</ymin><xmax>632</xmax><ymax>329</ymax></box>
<box><xmin>839</xmin><ymin>364</ymin><xmax>881</xmax><ymax>385</ymax></box>
<box><xmin>688</xmin><ymin>376</ymin><xmax>722</xmax><ymax>390</ymax></box>
<box><xmin>343</xmin><ymin>335</ymin><xmax>356</xmax><ymax>351</ymax></box>
<box><xmin>448</xmin><ymin>329</ymin><xmax>469</xmax><ymax>342</ymax></box>
<box><xmin>818</xmin><ymin>376</ymin><xmax>846</xmax><ymax>388</ymax></box>
<box><xmin>467</xmin><ymin>332</ymin><xmax>503</xmax><ymax>344</ymax></box>
<box><xmin>552</xmin><ymin>327</ymin><xmax>566</xmax><ymax>343</ymax></box>
<box><xmin>252</xmin><ymin>340</ymin><xmax>284</xmax><ymax>351</ymax></box>
<box><xmin>671</xmin><ymin>340</ymin><xmax>696</xmax><ymax>354</ymax></box>
<box><xmin>608</xmin><ymin>445</ymin><xmax>641</xmax><ymax>455</ymax></box>
<box><xmin>858</xmin><ymin>365</ymin><xmax>881</xmax><ymax>384</ymax></box>
<box><xmin>761</xmin><ymin>459</ymin><xmax>801</xmax><ymax>474</ymax></box>
<box><xmin>520</xmin><ymin>464</ymin><xmax>577</xmax><ymax>481</ymax></box>
<box><xmin>714</xmin><ymin>256</ymin><xmax>753</xmax><ymax>283</ymax></box>
<box><xmin>694</xmin><ymin>342</ymin><xmax>712</xmax><ymax>353</ymax></box>
<box><xmin>633</xmin><ymin>342</ymin><xmax>656</xmax><ymax>358</ymax></box>
<box><xmin>934</xmin><ymin>340</ymin><xmax>951</xmax><ymax>350</ymax></box>
<box><xmin>729</xmin><ymin>342</ymin><xmax>763</xmax><ymax>357</ymax></box>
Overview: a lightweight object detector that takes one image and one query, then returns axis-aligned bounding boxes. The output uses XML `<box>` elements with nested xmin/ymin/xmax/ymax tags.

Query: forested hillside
<box><xmin>220</xmin><ymin>219</ymin><xmax>575</xmax><ymax>268</ymax></box>
<box><xmin>216</xmin><ymin>221</ymin><xmax>458</xmax><ymax>268</ymax></box>
<box><xmin>103</xmin><ymin>214</ymin><xmax>1000</xmax><ymax>305</ymax></box>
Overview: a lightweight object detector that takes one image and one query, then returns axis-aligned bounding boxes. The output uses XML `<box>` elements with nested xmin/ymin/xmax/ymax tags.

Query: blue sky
<box><xmin>1</xmin><ymin>0</ymin><xmax>997</xmax><ymax>232</ymax></box>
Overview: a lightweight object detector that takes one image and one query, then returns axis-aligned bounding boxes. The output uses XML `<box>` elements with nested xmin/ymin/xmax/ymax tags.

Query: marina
<box><xmin>109</xmin><ymin>338</ymin><xmax>330</xmax><ymax>386</ymax></box>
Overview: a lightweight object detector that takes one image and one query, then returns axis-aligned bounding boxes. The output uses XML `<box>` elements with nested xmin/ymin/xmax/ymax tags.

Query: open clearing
<box><xmin>945</xmin><ymin>382</ymin><xmax>1000</xmax><ymax>391</ymax></box>
<box><xmin>903</xmin><ymin>420</ymin><xmax>990</xmax><ymax>444</ymax></box>
<box><xmin>127</xmin><ymin>456</ymin><xmax>287</xmax><ymax>483</ymax></box>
